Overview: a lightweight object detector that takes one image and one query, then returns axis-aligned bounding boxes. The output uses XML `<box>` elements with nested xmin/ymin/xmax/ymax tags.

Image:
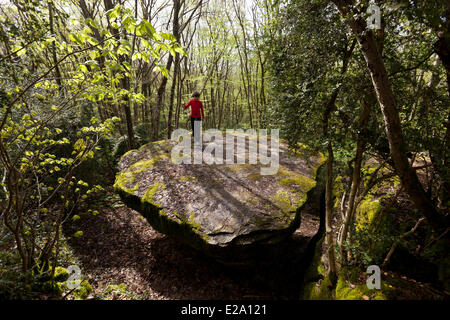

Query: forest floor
<box><xmin>62</xmin><ymin>195</ymin><xmax>449</xmax><ymax>300</ymax></box>
<box><xmin>63</xmin><ymin>204</ymin><xmax>320</xmax><ymax>300</ymax></box>
<box><xmin>62</xmin><ymin>152</ymin><xmax>449</xmax><ymax>301</ymax></box>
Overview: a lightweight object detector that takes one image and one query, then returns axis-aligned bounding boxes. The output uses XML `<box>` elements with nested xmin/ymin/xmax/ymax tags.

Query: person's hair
<box><xmin>192</xmin><ymin>91</ymin><xmax>200</xmax><ymax>98</ymax></box>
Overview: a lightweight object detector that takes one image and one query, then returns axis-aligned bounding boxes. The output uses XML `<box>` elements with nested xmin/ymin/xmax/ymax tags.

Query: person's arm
<box><xmin>183</xmin><ymin>100</ymin><xmax>191</xmax><ymax>109</ymax></box>
<box><xmin>201</xmin><ymin>101</ymin><xmax>204</xmax><ymax>120</ymax></box>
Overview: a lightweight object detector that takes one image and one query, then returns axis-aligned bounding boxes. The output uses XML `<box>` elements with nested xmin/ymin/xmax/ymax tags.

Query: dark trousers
<box><xmin>190</xmin><ymin>116</ymin><xmax>202</xmax><ymax>136</ymax></box>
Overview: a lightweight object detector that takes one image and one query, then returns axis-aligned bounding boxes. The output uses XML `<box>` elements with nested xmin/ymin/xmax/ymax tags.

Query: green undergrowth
<box><xmin>302</xmin><ymin>254</ymin><xmax>395</xmax><ymax>300</ymax></box>
<box><xmin>301</xmin><ymin>237</ymin><xmax>335</xmax><ymax>300</ymax></box>
<box><xmin>335</xmin><ymin>267</ymin><xmax>389</xmax><ymax>300</ymax></box>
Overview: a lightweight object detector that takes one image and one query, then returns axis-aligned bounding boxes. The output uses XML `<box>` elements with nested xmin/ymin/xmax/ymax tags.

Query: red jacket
<box><xmin>184</xmin><ymin>99</ymin><xmax>204</xmax><ymax>119</ymax></box>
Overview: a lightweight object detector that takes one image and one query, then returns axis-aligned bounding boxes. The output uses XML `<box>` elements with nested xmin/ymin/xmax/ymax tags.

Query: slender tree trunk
<box><xmin>47</xmin><ymin>1</ymin><xmax>62</xmax><ymax>90</ymax></box>
<box><xmin>322</xmin><ymin>81</ymin><xmax>341</xmax><ymax>287</ymax></box>
<box><xmin>320</xmin><ymin>37</ymin><xmax>356</xmax><ymax>282</ymax></box>
<box><xmin>176</xmin><ymin>60</ymin><xmax>184</xmax><ymax>129</ymax></box>
<box><xmin>167</xmin><ymin>0</ymin><xmax>181</xmax><ymax>139</ymax></box>
<box><xmin>339</xmin><ymin>98</ymin><xmax>370</xmax><ymax>264</ymax></box>
<box><xmin>121</xmin><ymin>76</ymin><xmax>135</xmax><ymax>149</ymax></box>
<box><xmin>325</xmin><ymin>141</ymin><xmax>337</xmax><ymax>285</ymax></box>
<box><xmin>153</xmin><ymin>55</ymin><xmax>173</xmax><ymax>140</ymax></box>
<box><xmin>168</xmin><ymin>53</ymin><xmax>179</xmax><ymax>138</ymax></box>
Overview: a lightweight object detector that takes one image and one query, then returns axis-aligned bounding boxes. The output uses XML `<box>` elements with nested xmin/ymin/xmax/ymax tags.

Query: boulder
<box><xmin>114</xmin><ymin>133</ymin><xmax>326</xmax><ymax>262</ymax></box>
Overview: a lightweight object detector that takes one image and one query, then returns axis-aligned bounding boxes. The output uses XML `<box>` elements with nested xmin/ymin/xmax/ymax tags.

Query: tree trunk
<box><xmin>325</xmin><ymin>141</ymin><xmax>337</xmax><ymax>285</ymax></box>
<box><xmin>153</xmin><ymin>55</ymin><xmax>173</xmax><ymax>140</ymax></box>
<box><xmin>121</xmin><ymin>76</ymin><xmax>135</xmax><ymax>149</ymax></box>
<box><xmin>167</xmin><ymin>0</ymin><xmax>181</xmax><ymax>139</ymax></box>
<box><xmin>47</xmin><ymin>1</ymin><xmax>62</xmax><ymax>91</ymax></box>
<box><xmin>431</xmin><ymin>4</ymin><xmax>450</xmax><ymax>208</ymax></box>
<box><xmin>332</xmin><ymin>0</ymin><xmax>447</xmax><ymax>231</ymax></box>
<box><xmin>339</xmin><ymin>98</ymin><xmax>370</xmax><ymax>264</ymax></box>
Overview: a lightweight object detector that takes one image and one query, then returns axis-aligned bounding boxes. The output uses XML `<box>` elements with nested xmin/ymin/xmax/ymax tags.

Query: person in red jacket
<box><xmin>184</xmin><ymin>91</ymin><xmax>204</xmax><ymax>137</ymax></box>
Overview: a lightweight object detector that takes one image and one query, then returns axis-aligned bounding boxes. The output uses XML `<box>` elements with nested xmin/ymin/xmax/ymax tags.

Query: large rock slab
<box><xmin>114</xmin><ymin>133</ymin><xmax>326</xmax><ymax>261</ymax></box>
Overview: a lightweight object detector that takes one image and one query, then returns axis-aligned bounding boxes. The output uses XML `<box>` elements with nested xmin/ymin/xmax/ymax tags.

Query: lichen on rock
<box><xmin>114</xmin><ymin>135</ymin><xmax>326</xmax><ymax>261</ymax></box>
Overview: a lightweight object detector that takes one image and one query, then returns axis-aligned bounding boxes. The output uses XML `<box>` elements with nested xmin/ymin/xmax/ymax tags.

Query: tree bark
<box><xmin>339</xmin><ymin>98</ymin><xmax>370</xmax><ymax>264</ymax></box>
<box><xmin>153</xmin><ymin>54</ymin><xmax>173</xmax><ymax>140</ymax></box>
<box><xmin>431</xmin><ymin>3</ymin><xmax>450</xmax><ymax>208</ymax></box>
<box><xmin>47</xmin><ymin>1</ymin><xmax>62</xmax><ymax>91</ymax></box>
<box><xmin>167</xmin><ymin>0</ymin><xmax>181</xmax><ymax>139</ymax></box>
<box><xmin>325</xmin><ymin>141</ymin><xmax>337</xmax><ymax>285</ymax></box>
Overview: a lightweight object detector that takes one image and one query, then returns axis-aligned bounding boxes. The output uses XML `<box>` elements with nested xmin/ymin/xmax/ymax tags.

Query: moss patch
<box><xmin>301</xmin><ymin>237</ymin><xmax>336</xmax><ymax>300</ymax></box>
<box><xmin>53</xmin><ymin>267</ymin><xmax>69</xmax><ymax>282</ymax></box>
<box><xmin>356</xmin><ymin>195</ymin><xmax>383</xmax><ymax>231</ymax></box>
<box><xmin>142</xmin><ymin>182</ymin><xmax>166</xmax><ymax>206</ymax></box>
<box><xmin>279</xmin><ymin>174</ymin><xmax>316</xmax><ymax>192</ymax></box>
<box><xmin>73</xmin><ymin>280</ymin><xmax>93</xmax><ymax>300</ymax></box>
<box><xmin>225</xmin><ymin>163</ymin><xmax>255</xmax><ymax>173</ymax></box>
<box><xmin>270</xmin><ymin>190</ymin><xmax>295</xmax><ymax>213</ymax></box>
<box><xmin>114</xmin><ymin>153</ymin><xmax>169</xmax><ymax>193</ymax></box>
<box><xmin>335</xmin><ymin>267</ymin><xmax>389</xmax><ymax>300</ymax></box>
<box><xmin>114</xmin><ymin>139</ymin><xmax>326</xmax><ymax>259</ymax></box>
<box><xmin>246</xmin><ymin>173</ymin><xmax>261</xmax><ymax>180</ymax></box>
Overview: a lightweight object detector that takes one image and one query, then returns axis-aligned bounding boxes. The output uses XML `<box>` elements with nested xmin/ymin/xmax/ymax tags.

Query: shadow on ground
<box><xmin>63</xmin><ymin>205</ymin><xmax>320</xmax><ymax>300</ymax></box>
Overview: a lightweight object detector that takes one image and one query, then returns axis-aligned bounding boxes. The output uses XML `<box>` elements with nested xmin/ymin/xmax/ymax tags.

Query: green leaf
<box><xmin>68</xmin><ymin>33</ymin><xmax>83</xmax><ymax>45</ymax></box>
<box><xmin>86</xmin><ymin>36</ymin><xmax>99</xmax><ymax>46</ymax></box>
<box><xmin>143</xmin><ymin>21</ymin><xmax>155</xmax><ymax>37</ymax></box>
<box><xmin>85</xmin><ymin>18</ymin><xmax>99</xmax><ymax>30</ymax></box>
<box><xmin>141</xmin><ymin>39</ymin><xmax>152</xmax><ymax>49</ymax></box>
<box><xmin>156</xmin><ymin>65</ymin><xmax>169</xmax><ymax>78</ymax></box>
<box><xmin>141</xmin><ymin>52</ymin><xmax>150</xmax><ymax>63</ymax></box>
<box><xmin>132</xmin><ymin>52</ymin><xmax>141</xmax><ymax>61</ymax></box>
<box><xmin>73</xmin><ymin>231</ymin><xmax>83</xmax><ymax>238</ymax></box>
<box><xmin>77</xmin><ymin>64</ymin><xmax>88</xmax><ymax>73</ymax></box>
<box><xmin>89</xmin><ymin>50</ymin><xmax>100</xmax><ymax>60</ymax></box>
<box><xmin>122</xmin><ymin>61</ymin><xmax>131</xmax><ymax>71</ymax></box>
<box><xmin>15</xmin><ymin>47</ymin><xmax>26</xmax><ymax>56</ymax></box>
<box><xmin>161</xmin><ymin>32</ymin><xmax>176</xmax><ymax>42</ymax></box>
<box><xmin>106</xmin><ymin>4</ymin><xmax>121</xmax><ymax>19</ymax></box>
<box><xmin>83</xmin><ymin>26</ymin><xmax>93</xmax><ymax>35</ymax></box>
<box><xmin>174</xmin><ymin>45</ymin><xmax>187</xmax><ymax>56</ymax></box>
<box><xmin>116</xmin><ymin>45</ymin><xmax>129</xmax><ymax>55</ymax></box>
<box><xmin>122</xmin><ymin>14</ymin><xmax>135</xmax><ymax>32</ymax></box>
<box><xmin>152</xmin><ymin>33</ymin><xmax>162</xmax><ymax>42</ymax></box>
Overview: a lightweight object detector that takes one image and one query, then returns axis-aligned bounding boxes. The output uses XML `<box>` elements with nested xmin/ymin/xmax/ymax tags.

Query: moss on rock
<box><xmin>142</xmin><ymin>182</ymin><xmax>166</xmax><ymax>206</ymax></box>
<box><xmin>53</xmin><ymin>267</ymin><xmax>69</xmax><ymax>282</ymax></box>
<box><xmin>115</xmin><ymin>138</ymin><xmax>326</xmax><ymax>261</ymax></box>
<box><xmin>279</xmin><ymin>174</ymin><xmax>316</xmax><ymax>192</ymax></box>
<box><xmin>356</xmin><ymin>195</ymin><xmax>383</xmax><ymax>232</ymax></box>
<box><xmin>73</xmin><ymin>280</ymin><xmax>93</xmax><ymax>300</ymax></box>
